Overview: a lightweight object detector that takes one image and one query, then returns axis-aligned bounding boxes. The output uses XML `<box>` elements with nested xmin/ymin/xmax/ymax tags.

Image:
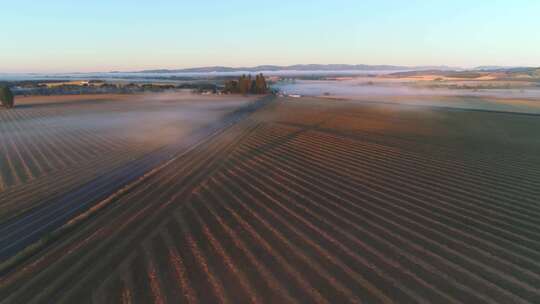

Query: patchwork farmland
<box><xmin>1</xmin><ymin>97</ymin><xmax>540</xmax><ymax>303</ymax></box>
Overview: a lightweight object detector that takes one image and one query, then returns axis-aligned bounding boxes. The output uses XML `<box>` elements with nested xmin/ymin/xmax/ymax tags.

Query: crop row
<box><xmin>0</xmin><ymin>117</ymin><xmax>262</xmax><ymax>303</ymax></box>
<box><xmin>3</xmin><ymin>99</ymin><xmax>539</xmax><ymax>303</ymax></box>
<box><xmin>0</xmin><ymin>107</ymin><xmax>141</xmax><ymax>191</ymax></box>
<box><xmin>88</xmin><ymin>121</ymin><xmax>540</xmax><ymax>303</ymax></box>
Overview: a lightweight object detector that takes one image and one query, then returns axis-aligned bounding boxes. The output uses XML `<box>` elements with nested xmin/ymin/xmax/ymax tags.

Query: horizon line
<box><xmin>2</xmin><ymin>63</ymin><xmax>539</xmax><ymax>75</ymax></box>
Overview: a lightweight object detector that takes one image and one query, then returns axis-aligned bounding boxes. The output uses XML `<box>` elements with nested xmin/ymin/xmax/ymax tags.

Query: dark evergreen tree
<box><xmin>255</xmin><ymin>74</ymin><xmax>261</xmax><ymax>93</ymax></box>
<box><xmin>250</xmin><ymin>80</ymin><xmax>257</xmax><ymax>94</ymax></box>
<box><xmin>238</xmin><ymin>75</ymin><xmax>243</xmax><ymax>94</ymax></box>
<box><xmin>261</xmin><ymin>74</ymin><xmax>268</xmax><ymax>93</ymax></box>
<box><xmin>0</xmin><ymin>86</ymin><xmax>14</xmax><ymax>109</ymax></box>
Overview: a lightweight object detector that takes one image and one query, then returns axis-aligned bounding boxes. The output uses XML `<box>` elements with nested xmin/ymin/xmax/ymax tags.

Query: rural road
<box><xmin>0</xmin><ymin>95</ymin><xmax>274</xmax><ymax>266</ymax></box>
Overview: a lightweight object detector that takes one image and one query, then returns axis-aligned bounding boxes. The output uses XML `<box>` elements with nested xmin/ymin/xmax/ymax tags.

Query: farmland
<box><xmin>1</xmin><ymin>96</ymin><xmax>539</xmax><ymax>303</ymax></box>
<box><xmin>0</xmin><ymin>92</ymin><xmax>259</xmax><ymax>260</ymax></box>
<box><xmin>0</xmin><ymin>92</ymin><xmax>257</xmax><ymax>216</ymax></box>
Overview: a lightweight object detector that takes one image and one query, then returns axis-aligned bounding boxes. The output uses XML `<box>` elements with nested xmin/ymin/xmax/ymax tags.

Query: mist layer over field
<box><xmin>13</xmin><ymin>92</ymin><xmax>253</xmax><ymax>146</ymax></box>
<box><xmin>276</xmin><ymin>79</ymin><xmax>540</xmax><ymax>114</ymax></box>
<box><xmin>0</xmin><ymin>92</ymin><xmax>255</xmax><ymax>221</ymax></box>
<box><xmin>0</xmin><ymin>70</ymin><xmax>403</xmax><ymax>82</ymax></box>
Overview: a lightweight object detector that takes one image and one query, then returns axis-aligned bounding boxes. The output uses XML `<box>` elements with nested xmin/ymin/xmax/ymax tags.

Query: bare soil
<box><xmin>1</xmin><ymin>96</ymin><xmax>539</xmax><ymax>304</ymax></box>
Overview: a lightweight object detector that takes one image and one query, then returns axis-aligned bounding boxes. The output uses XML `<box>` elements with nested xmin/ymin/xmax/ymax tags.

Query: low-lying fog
<box><xmin>2</xmin><ymin>92</ymin><xmax>256</xmax><ymax>151</ymax></box>
<box><xmin>0</xmin><ymin>91</ymin><xmax>260</xmax><ymax>193</ymax></box>
<box><xmin>276</xmin><ymin>79</ymin><xmax>540</xmax><ymax>114</ymax></box>
<box><xmin>0</xmin><ymin>70</ymin><xmax>401</xmax><ymax>82</ymax></box>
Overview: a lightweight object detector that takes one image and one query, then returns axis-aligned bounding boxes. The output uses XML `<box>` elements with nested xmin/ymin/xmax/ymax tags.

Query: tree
<box><xmin>222</xmin><ymin>73</ymin><xmax>269</xmax><ymax>95</ymax></box>
<box><xmin>238</xmin><ymin>74</ymin><xmax>250</xmax><ymax>95</ymax></box>
<box><xmin>224</xmin><ymin>80</ymin><xmax>239</xmax><ymax>94</ymax></box>
<box><xmin>250</xmin><ymin>79</ymin><xmax>257</xmax><ymax>94</ymax></box>
<box><xmin>255</xmin><ymin>73</ymin><xmax>268</xmax><ymax>94</ymax></box>
<box><xmin>0</xmin><ymin>86</ymin><xmax>14</xmax><ymax>109</ymax></box>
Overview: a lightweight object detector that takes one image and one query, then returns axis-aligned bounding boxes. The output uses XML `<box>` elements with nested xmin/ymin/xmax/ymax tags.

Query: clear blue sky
<box><xmin>1</xmin><ymin>0</ymin><xmax>539</xmax><ymax>73</ymax></box>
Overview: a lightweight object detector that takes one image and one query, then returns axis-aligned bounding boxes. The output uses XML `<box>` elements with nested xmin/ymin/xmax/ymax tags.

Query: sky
<box><xmin>1</xmin><ymin>0</ymin><xmax>540</xmax><ymax>73</ymax></box>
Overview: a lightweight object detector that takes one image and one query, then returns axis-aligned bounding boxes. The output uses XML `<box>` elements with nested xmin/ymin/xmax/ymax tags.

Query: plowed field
<box><xmin>2</xmin><ymin>97</ymin><xmax>539</xmax><ymax>304</ymax></box>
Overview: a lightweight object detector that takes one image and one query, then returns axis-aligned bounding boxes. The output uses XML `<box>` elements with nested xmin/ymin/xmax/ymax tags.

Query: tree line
<box><xmin>223</xmin><ymin>73</ymin><xmax>268</xmax><ymax>95</ymax></box>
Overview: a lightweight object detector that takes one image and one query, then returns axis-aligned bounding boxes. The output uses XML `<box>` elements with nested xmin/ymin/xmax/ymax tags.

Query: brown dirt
<box><xmin>1</xmin><ymin>97</ymin><xmax>539</xmax><ymax>303</ymax></box>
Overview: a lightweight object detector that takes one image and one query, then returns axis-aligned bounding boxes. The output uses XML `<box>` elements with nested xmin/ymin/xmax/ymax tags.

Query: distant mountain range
<box><xmin>135</xmin><ymin>64</ymin><xmax>457</xmax><ymax>74</ymax></box>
